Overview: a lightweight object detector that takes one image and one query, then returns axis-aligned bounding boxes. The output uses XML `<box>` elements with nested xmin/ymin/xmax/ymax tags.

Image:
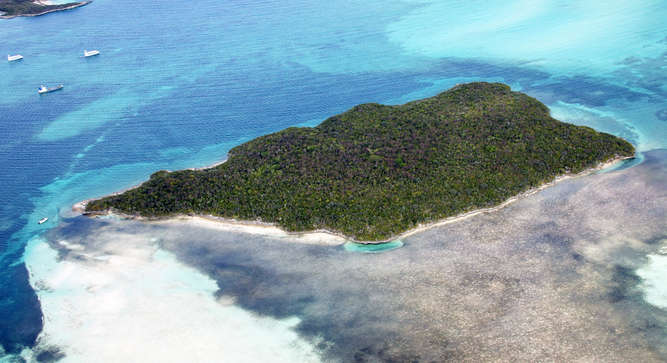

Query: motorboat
<box><xmin>38</xmin><ymin>84</ymin><xmax>64</xmax><ymax>94</ymax></box>
<box><xmin>83</xmin><ymin>49</ymin><xmax>100</xmax><ymax>57</ymax></box>
<box><xmin>7</xmin><ymin>54</ymin><xmax>23</xmax><ymax>62</ymax></box>
<box><xmin>38</xmin><ymin>217</ymin><xmax>48</xmax><ymax>224</ymax></box>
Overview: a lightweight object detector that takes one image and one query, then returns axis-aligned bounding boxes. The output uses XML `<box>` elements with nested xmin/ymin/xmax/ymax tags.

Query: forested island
<box><xmin>0</xmin><ymin>0</ymin><xmax>89</xmax><ymax>18</ymax></box>
<box><xmin>86</xmin><ymin>83</ymin><xmax>635</xmax><ymax>241</ymax></box>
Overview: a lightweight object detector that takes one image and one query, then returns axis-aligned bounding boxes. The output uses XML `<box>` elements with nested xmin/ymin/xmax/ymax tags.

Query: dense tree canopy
<box><xmin>0</xmin><ymin>0</ymin><xmax>86</xmax><ymax>17</ymax></box>
<box><xmin>86</xmin><ymin>83</ymin><xmax>634</xmax><ymax>241</ymax></box>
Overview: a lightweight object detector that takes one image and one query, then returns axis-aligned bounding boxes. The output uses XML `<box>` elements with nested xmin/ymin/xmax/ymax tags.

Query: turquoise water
<box><xmin>0</xmin><ymin>0</ymin><xmax>665</xmax><ymax>356</ymax></box>
<box><xmin>344</xmin><ymin>240</ymin><xmax>404</xmax><ymax>253</ymax></box>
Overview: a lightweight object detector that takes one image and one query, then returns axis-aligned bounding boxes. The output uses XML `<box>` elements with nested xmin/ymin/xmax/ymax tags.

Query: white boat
<box><xmin>7</xmin><ymin>54</ymin><xmax>23</xmax><ymax>62</ymax></box>
<box><xmin>38</xmin><ymin>217</ymin><xmax>48</xmax><ymax>224</ymax></box>
<box><xmin>38</xmin><ymin>84</ymin><xmax>64</xmax><ymax>94</ymax></box>
<box><xmin>83</xmin><ymin>49</ymin><xmax>100</xmax><ymax>57</ymax></box>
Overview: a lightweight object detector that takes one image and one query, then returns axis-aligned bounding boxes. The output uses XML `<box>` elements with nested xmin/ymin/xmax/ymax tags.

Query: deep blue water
<box><xmin>0</xmin><ymin>0</ymin><xmax>666</xmax><ymax>356</ymax></box>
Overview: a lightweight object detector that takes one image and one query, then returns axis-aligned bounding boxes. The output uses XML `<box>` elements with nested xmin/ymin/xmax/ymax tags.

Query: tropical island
<box><xmin>0</xmin><ymin>0</ymin><xmax>89</xmax><ymax>18</ymax></box>
<box><xmin>85</xmin><ymin>83</ymin><xmax>635</xmax><ymax>241</ymax></box>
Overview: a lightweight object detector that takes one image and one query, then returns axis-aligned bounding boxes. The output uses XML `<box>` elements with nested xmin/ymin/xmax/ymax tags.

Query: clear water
<box><xmin>344</xmin><ymin>240</ymin><xmax>404</xmax><ymax>253</ymax></box>
<box><xmin>0</xmin><ymin>0</ymin><xmax>665</xmax><ymax>356</ymax></box>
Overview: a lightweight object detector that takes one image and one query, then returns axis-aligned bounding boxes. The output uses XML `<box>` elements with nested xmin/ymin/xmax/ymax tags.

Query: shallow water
<box><xmin>343</xmin><ymin>240</ymin><xmax>404</xmax><ymax>253</ymax></box>
<box><xmin>1</xmin><ymin>0</ymin><xmax>666</xmax><ymax>359</ymax></box>
<box><xmin>22</xmin><ymin>234</ymin><xmax>321</xmax><ymax>362</ymax></box>
<box><xmin>27</xmin><ymin>149</ymin><xmax>667</xmax><ymax>361</ymax></box>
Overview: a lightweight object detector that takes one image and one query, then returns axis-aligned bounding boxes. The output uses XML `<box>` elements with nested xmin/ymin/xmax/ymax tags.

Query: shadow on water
<box><xmin>607</xmin><ymin>265</ymin><xmax>643</xmax><ymax>304</ymax></box>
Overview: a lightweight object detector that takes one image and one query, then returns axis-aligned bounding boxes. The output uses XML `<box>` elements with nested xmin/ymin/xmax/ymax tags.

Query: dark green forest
<box><xmin>0</xmin><ymin>0</ymin><xmax>86</xmax><ymax>17</ymax></box>
<box><xmin>86</xmin><ymin>83</ymin><xmax>634</xmax><ymax>241</ymax></box>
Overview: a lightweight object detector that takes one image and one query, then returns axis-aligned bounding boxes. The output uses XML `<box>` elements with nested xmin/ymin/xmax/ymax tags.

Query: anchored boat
<box><xmin>83</xmin><ymin>49</ymin><xmax>100</xmax><ymax>57</ymax></box>
<box><xmin>7</xmin><ymin>54</ymin><xmax>23</xmax><ymax>62</ymax></box>
<box><xmin>38</xmin><ymin>217</ymin><xmax>48</xmax><ymax>224</ymax></box>
<box><xmin>38</xmin><ymin>84</ymin><xmax>64</xmax><ymax>94</ymax></box>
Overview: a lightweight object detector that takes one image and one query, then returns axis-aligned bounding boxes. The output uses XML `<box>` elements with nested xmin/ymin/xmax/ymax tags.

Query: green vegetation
<box><xmin>0</xmin><ymin>0</ymin><xmax>89</xmax><ymax>18</ymax></box>
<box><xmin>86</xmin><ymin>83</ymin><xmax>635</xmax><ymax>241</ymax></box>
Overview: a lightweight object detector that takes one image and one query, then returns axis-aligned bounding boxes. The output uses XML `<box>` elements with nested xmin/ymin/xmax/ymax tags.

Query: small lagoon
<box><xmin>343</xmin><ymin>240</ymin><xmax>404</xmax><ymax>253</ymax></box>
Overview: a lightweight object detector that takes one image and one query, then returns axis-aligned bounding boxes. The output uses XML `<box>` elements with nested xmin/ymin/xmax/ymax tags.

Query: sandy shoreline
<box><xmin>73</xmin><ymin>155</ymin><xmax>634</xmax><ymax>245</ymax></box>
<box><xmin>191</xmin><ymin>158</ymin><xmax>227</xmax><ymax>170</ymax></box>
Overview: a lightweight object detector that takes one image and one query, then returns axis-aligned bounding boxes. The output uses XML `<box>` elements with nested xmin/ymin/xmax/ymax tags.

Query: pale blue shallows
<box><xmin>0</xmin><ymin>0</ymin><xmax>665</xmax><ymax>354</ymax></box>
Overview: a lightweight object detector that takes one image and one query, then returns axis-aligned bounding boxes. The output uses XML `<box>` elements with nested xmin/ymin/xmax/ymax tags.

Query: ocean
<box><xmin>0</xmin><ymin>0</ymin><xmax>665</xmax><ymax>360</ymax></box>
